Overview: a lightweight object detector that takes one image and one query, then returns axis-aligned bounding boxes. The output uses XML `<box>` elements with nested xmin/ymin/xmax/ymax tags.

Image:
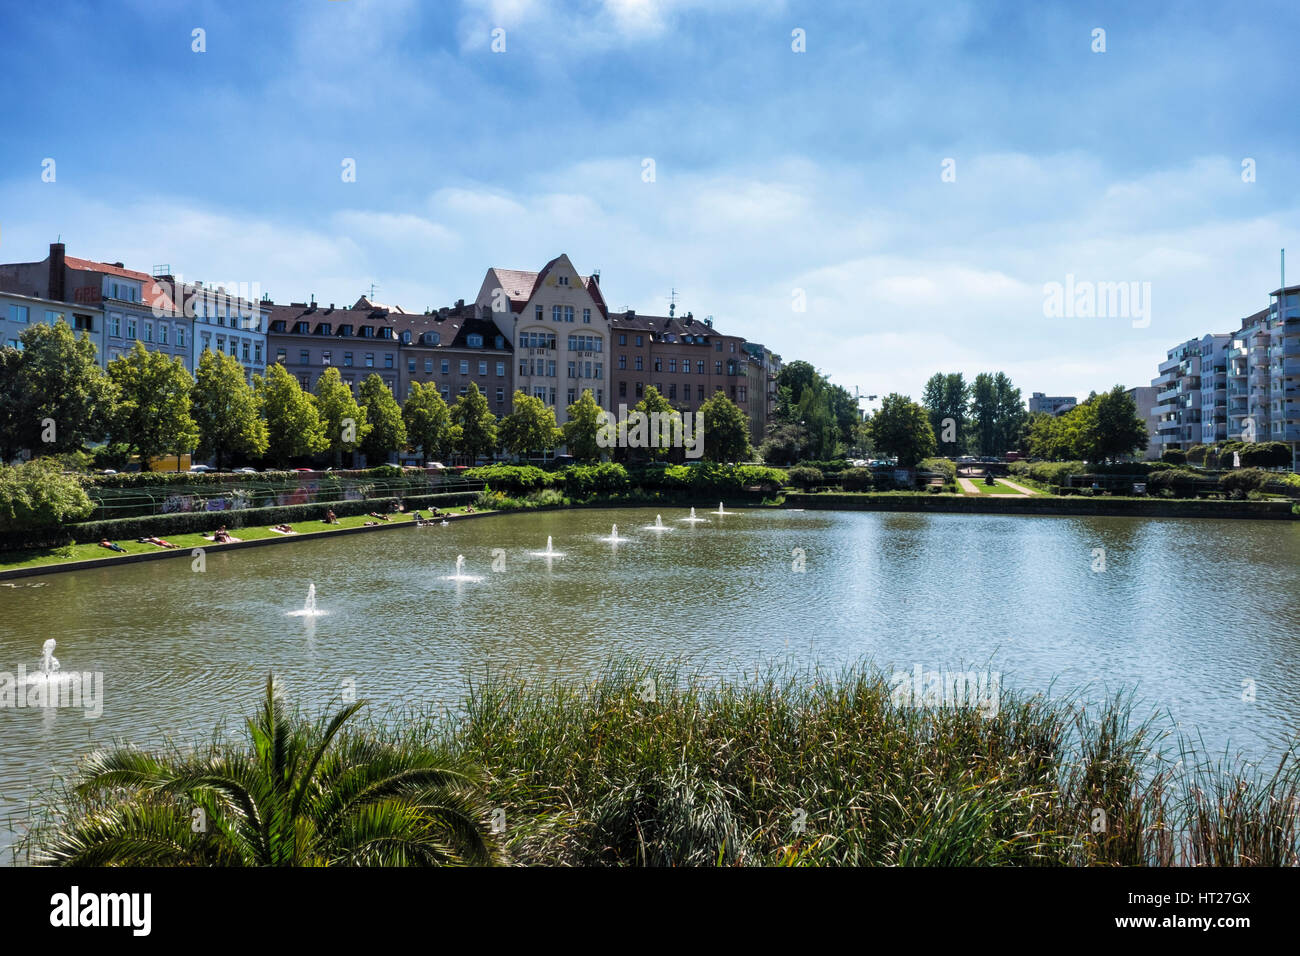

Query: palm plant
<box><xmin>33</xmin><ymin>675</ymin><xmax>502</xmax><ymax>866</ymax></box>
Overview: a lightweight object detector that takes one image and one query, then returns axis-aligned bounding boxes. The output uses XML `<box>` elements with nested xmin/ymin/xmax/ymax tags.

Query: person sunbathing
<box><xmin>363</xmin><ymin>520</ymin><xmax>378</xmax><ymax>526</ymax></box>
<box><xmin>209</xmin><ymin>526</ymin><xmax>241</xmax><ymax>543</ymax></box>
<box><xmin>138</xmin><ymin>536</ymin><xmax>177</xmax><ymax>549</ymax></box>
<box><xmin>323</xmin><ymin>509</ymin><xmax>338</xmax><ymax>524</ymax></box>
<box><xmin>270</xmin><ymin>524</ymin><xmax>296</xmax><ymax>534</ymax></box>
<box><xmin>367</xmin><ymin>512</ymin><xmax>390</xmax><ymax>521</ymax></box>
<box><xmin>99</xmin><ymin>539</ymin><xmax>127</xmax><ymax>553</ymax></box>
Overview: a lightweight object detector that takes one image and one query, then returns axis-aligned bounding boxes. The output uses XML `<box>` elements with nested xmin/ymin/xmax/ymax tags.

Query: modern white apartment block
<box><xmin>1125</xmin><ymin>386</ymin><xmax>1162</xmax><ymax>460</ymax></box>
<box><xmin>1150</xmin><ymin>279</ymin><xmax>1300</xmax><ymax>469</ymax></box>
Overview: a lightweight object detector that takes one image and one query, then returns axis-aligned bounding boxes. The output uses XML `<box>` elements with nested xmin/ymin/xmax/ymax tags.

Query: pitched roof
<box><xmin>487</xmin><ymin>256</ymin><xmax>605</xmax><ymax>314</ymax></box>
<box><xmin>63</xmin><ymin>256</ymin><xmax>153</xmax><ymax>282</ymax></box>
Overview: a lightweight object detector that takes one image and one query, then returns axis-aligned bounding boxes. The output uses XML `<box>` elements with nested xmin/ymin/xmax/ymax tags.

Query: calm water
<box><xmin>2</xmin><ymin>506</ymin><xmax>1299</xmax><ymax>858</ymax></box>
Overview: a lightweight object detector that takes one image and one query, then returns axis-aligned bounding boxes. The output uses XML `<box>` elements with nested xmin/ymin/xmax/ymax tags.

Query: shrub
<box><xmin>558</xmin><ymin>463</ymin><xmax>630</xmax><ymax>499</ymax></box>
<box><xmin>1185</xmin><ymin>445</ymin><xmax>1209</xmax><ymax>467</ymax></box>
<box><xmin>1219</xmin><ymin>468</ymin><xmax>1270</xmax><ymax>499</ymax></box>
<box><xmin>838</xmin><ymin>467</ymin><xmax>875</xmax><ymax>491</ymax></box>
<box><xmin>462</xmin><ymin>465</ymin><xmax>553</xmax><ymax>494</ymax></box>
<box><xmin>1009</xmin><ymin>461</ymin><xmax>1085</xmax><ymax>486</ymax></box>
<box><xmin>1146</xmin><ymin>468</ymin><xmax>1208</xmax><ymax>498</ymax></box>
<box><xmin>1160</xmin><ymin>449</ymin><xmax>1187</xmax><ymax>466</ymax></box>
<box><xmin>0</xmin><ymin>460</ymin><xmax>94</xmax><ymax>531</ymax></box>
<box><xmin>785</xmin><ymin>466</ymin><xmax>825</xmax><ymax>489</ymax></box>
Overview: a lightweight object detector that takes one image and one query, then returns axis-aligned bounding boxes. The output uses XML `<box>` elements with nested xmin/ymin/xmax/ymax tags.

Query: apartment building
<box><xmin>0</xmin><ymin>289</ymin><xmax>103</xmax><ymax>355</ymax></box>
<box><xmin>266</xmin><ymin>299</ymin><xmax>403</xmax><ymax>396</ymax></box>
<box><xmin>1125</xmin><ymin>386</ymin><xmax>1161</xmax><ymax>460</ymax></box>
<box><xmin>1150</xmin><ymin>333</ymin><xmax>1232</xmax><ymax>453</ymax></box>
<box><xmin>475</xmin><ymin>255</ymin><xmax>610</xmax><ymax>424</ymax></box>
<box><xmin>0</xmin><ymin>243</ymin><xmax>193</xmax><ymax>369</ymax></box>
<box><xmin>141</xmin><ymin>274</ymin><xmax>269</xmax><ymax>382</ymax></box>
<box><xmin>609</xmin><ymin>310</ymin><xmax>750</xmax><ymax>416</ymax></box>
<box><xmin>1028</xmin><ymin>392</ymin><xmax>1077</xmax><ymax>416</ymax></box>
<box><xmin>390</xmin><ymin>301</ymin><xmax>513</xmax><ymax>417</ymax></box>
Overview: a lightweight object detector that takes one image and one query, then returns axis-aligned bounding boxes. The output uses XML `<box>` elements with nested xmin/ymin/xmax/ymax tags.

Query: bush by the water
<box><xmin>462</xmin><ymin>465</ymin><xmax>554</xmax><ymax>494</ymax></box>
<box><xmin>0</xmin><ymin>459</ymin><xmax>94</xmax><ymax>531</ymax></box>
<box><xmin>27</xmin><ymin>663</ymin><xmax>1300</xmax><ymax>866</ymax></box>
<box><xmin>785</xmin><ymin>466</ymin><xmax>825</xmax><ymax>489</ymax></box>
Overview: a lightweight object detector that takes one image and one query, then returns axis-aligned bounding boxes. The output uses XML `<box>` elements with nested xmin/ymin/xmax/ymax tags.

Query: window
<box><xmin>460</xmin><ymin>360</ymin><xmax>469</xmax><ymax>375</ymax></box>
<box><xmin>384</xmin><ymin>353</ymin><xmax>394</xmax><ymax>369</ymax></box>
<box><xmin>547</xmin><ymin>360</ymin><xmax>556</xmax><ymax>377</ymax></box>
<box><xmin>697</xmin><ymin>385</ymin><xmax>704</xmax><ymax>400</ymax></box>
<box><xmin>553</xmin><ymin>305</ymin><xmax>563</xmax><ymax>322</ymax></box>
<box><xmin>635</xmin><ymin>335</ymin><xmax>643</xmax><ymax>347</ymax></box>
<box><xmin>365</xmin><ymin>353</ymin><xmax>375</xmax><ymax>367</ymax></box>
<box><xmin>715</xmin><ymin>361</ymin><xmax>722</xmax><ymax>374</ymax></box>
<box><xmin>668</xmin><ymin>359</ymin><xmax>676</xmax><ymax>373</ymax></box>
<box><xmin>681</xmin><ymin>360</ymin><xmax>689</xmax><ymax>375</ymax></box>
<box><xmin>618</xmin><ymin>355</ymin><xmax>627</xmax><ymax>370</ymax></box>
<box><xmin>242</xmin><ymin>342</ymin><xmax>250</xmax><ymax>363</ymax></box>
<box><xmin>519</xmin><ymin>360</ymin><xmax>529</xmax><ymax>376</ymax></box>
<box><xmin>496</xmin><ymin>387</ymin><xmax>505</xmax><ymax>404</ymax></box>
<box><xmin>584</xmin><ymin>361</ymin><xmax>592</xmax><ymax>378</ymax></box>
<box><xmin>496</xmin><ymin>361</ymin><xmax>505</xmax><ymax>376</ymax></box>
<box><xmin>549</xmin><ymin>387</ymin><xmax>556</xmax><ymax>405</ymax></box>
<box><xmin>564</xmin><ymin>306</ymin><xmax>574</xmax><ymax>323</ymax></box>
<box><xmin>669</xmin><ymin>384</ymin><xmax>677</xmax><ymax>399</ymax></box>
<box><xmin>253</xmin><ymin>342</ymin><xmax>261</xmax><ymax>362</ymax></box>
<box><xmin>618</xmin><ymin>381</ymin><xmax>627</xmax><ymax>397</ymax></box>
<box><xmin>8</xmin><ymin>305</ymin><xmax>28</xmax><ymax>323</ymax></box>
<box><xmin>635</xmin><ymin>382</ymin><xmax>644</xmax><ymax>398</ymax></box>
<box><xmin>478</xmin><ymin>360</ymin><xmax>487</xmax><ymax>375</ymax></box>
<box><xmin>425</xmin><ymin>359</ymin><xmax>433</xmax><ymax>373</ymax></box>
<box><xmin>343</xmin><ymin>352</ymin><xmax>353</xmax><ymax>367</ymax></box>
<box><xmin>618</xmin><ymin>334</ymin><xmax>626</xmax><ymax>345</ymax></box>
<box><xmin>158</xmin><ymin>324</ymin><xmax>168</xmax><ymax>344</ymax></box>
<box><xmin>596</xmin><ymin>389</ymin><xmax>603</xmax><ymax>406</ymax></box>
<box><xmin>568</xmin><ymin>361</ymin><xmax>577</xmax><ymax>378</ymax></box>
<box><xmin>441</xmin><ymin>359</ymin><xmax>449</xmax><ymax>374</ymax></box>
<box><xmin>299</xmin><ymin>349</ymin><xmax>310</xmax><ymax>365</ymax></box>
<box><xmin>595</xmin><ymin>363</ymin><xmax>602</xmax><ymax>378</ymax></box>
<box><xmin>567</xmin><ymin>388</ymin><xmax>576</xmax><ymax>405</ymax></box>
<box><xmin>322</xmin><ymin>351</ymin><xmax>332</xmax><ymax>366</ymax></box>
<box><xmin>126</xmin><ymin>317</ymin><xmax>137</xmax><ymax>339</ymax></box>
<box><xmin>109</xmin><ymin>314</ymin><xmax>121</xmax><ymax>337</ymax></box>
<box><xmin>558</xmin><ymin>275</ymin><xmax>569</xmax><ymax>286</ymax></box>
<box><xmin>495</xmin><ymin>336</ymin><xmax>504</xmax><ymax>349</ymax></box>
<box><xmin>534</xmin><ymin>387</ymin><xmax>545</xmax><ymax>401</ymax></box>
<box><xmin>654</xmin><ymin>358</ymin><xmax>662</xmax><ymax>372</ymax></box>
<box><xmin>739</xmin><ymin>386</ymin><xmax>747</xmax><ymax>402</ymax></box>
<box><xmin>276</xmin><ymin>348</ymin><xmax>287</xmax><ymax>364</ymax></box>
<box><xmin>467</xmin><ymin>334</ymin><xmax>483</xmax><ymax>348</ymax></box>
<box><xmin>635</xmin><ymin>356</ymin><xmax>643</xmax><ymax>371</ymax></box>
<box><xmin>715</xmin><ymin>342</ymin><xmax>722</xmax><ymax>352</ymax></box>
<box><xmin>583</xmin><ymin>308</ymin><xmax>591</xmax><ymax>324</ymax></box>
<box><xmin>408</xmin><ymin>358</ymin><xmax>416</xmax><ymax>372</ymax></box>
<box><xmin>697</xmin><ymin>361</ymin><xmax>704</xmax><ymax>374</ymax></box>
<box><xmin>535</xmin><ymin>305</ymin><xmax>543</xmax><ymax>321</ymax></box>
<box><xmin>45</xmin><ymin>309</ymin><xmax>65</xmax><ymax>326</ymax></box>
<box><xmin>441</xmin><ymin>385</ymin><xmax>450</xmax><ymax>400</ymax></box>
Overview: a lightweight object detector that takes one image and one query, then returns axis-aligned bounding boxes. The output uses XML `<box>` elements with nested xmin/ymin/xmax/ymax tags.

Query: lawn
<box><xmin>0</xmin><ymin>506</ymin><xmax>480</xmax><ymax>573</ymax></box>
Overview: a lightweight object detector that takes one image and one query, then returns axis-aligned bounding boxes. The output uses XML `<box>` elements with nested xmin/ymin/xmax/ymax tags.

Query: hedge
<box><xmin>556</xmin><ymin>463</ymin><xmax>629</xmax><ymax>498</ymax></box>
<box><xmin>463</xmin><ymin>465</ymin><xmax>554</xmax><ymax>494</ymax></box>
<box><xmin>80</xmin><ymin>466</ymin><xmax>409</xmax><ymax>489</ymax></box>
<box><xmin>0</xmin><ymin>490</ymin><xmax>479</xmax><ymax>551</ymax></box>
<box><xmin>785</xmin><ymin>466</ymin><xmax>825</xmax><ymax>489</ymax></box>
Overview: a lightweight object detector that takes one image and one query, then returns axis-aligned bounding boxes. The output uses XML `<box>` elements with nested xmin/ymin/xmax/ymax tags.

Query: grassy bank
<box><xmin>22</xmin><ymin>661</ymin><xmax>1300</xmax><ymax>866</ymax></box>
<box><xmin>788</xmin><ymin>491</ymin><xmax>1299</xmax><ymax>519</ymax></box>
<box><xmin>0</xmin><ymin>505</ymin><xmax>481</xmax><ymax>572</ymax></box>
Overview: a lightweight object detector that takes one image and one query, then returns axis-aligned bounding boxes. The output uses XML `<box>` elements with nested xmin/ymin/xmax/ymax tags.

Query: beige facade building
<box><xmin>475</xmin><ymin>255</ymin><xmax>610</xmax><ymax>424</ymax></box>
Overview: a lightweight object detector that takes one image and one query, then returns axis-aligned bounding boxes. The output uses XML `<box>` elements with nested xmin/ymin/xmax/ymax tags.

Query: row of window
<box><xmin>201</xmin><ymin>333</ymin><xmax>262</xmax><ymax>365</ymax></box>
<box><xmin>613</xmin><ymin>332</ymin><xmax>735</xmax><ymax>352</ymax></box>
<box><xmin>529</xmin><ymin>386</ymin><xmax>606</xmax><ymax>407</ymax></box>
<box><xmin>535</xmin><ymin>305</ymin><xmax>593</xmax><ymax>324</ymax></box>
<box><xmin>614</xmin><ymin>382</ymin><xmax>748</xmax><ymax>402</ymax></box>
<box><xmin>517</xmin><ymin>359</ymin><xmax>604</xmax><ymax>379</ymax></box>
<box><xmin>406</xmin><ymin>358</ymin><xmax>507</xmax><ymax>377</ymax></box>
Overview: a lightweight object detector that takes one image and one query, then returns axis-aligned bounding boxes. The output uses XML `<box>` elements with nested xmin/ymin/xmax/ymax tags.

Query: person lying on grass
<box><xmin>367</xmin><ymin>512</ymin><xmax>390</xmax><ymax>521</ymax></box>
<box><xmin>269</xmin><ymin>524</ymin><xmax>296</xmax><ymax>535</ymax></box>
<box><xmin>98</xmin><ymin>539</ymin><xmax>127</xmax><ymax>553</ymax></box>
<box><xmin>206</xmin><ymin>526</ymin><xmax>242</xmax><ymax>544</ymax></box>
<box><xmin>137</xmin><ymin>536</ymin><xmax>178</xmax><ymax>549</ymax></box>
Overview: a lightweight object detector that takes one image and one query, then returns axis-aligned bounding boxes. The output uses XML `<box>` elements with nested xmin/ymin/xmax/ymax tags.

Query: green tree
<box><xmin>626</xmin><ymin>385</ymin><xmax>682</xmax><ymax>461</ymax></box>
<box><xmin>868</xmin><ymin>393</ymin><xmax>936</xmax><ymax>467</ymax></box>
<box><xmin>499</xmin><ymin>390</ymin><xmax>563</xmax><ymax>459</ymax></box>
<box><xmin>402</xmin><ymin>381</ymin><xmax>453</xmax><ymax>463</ymax></box>
<box><xmin>359</xmin><ymin>374</ymin><xmax>407</xmax><ymax>464</ymax></box>
<box><xmin>699</xmin><ymin>391</ymin><xmax>751</xmax><ymax>462</ymax></box>
<box><xmin>450</xmin><ymin>382</ymin><xmax>498</xmax><ymax>461</ymax></box>
<box><xmin>922</xmin><ymin>372</ymin><xmax>971</xmax><ymax>456</ymax></box>
<box><xmin>256</xmin><ymin>364</ymin><xmax>328</xmax><ymax>468</ymax></box>
<box><xmin>0</xmin><ymin>459</ymin><xmax>94</xmax><ymax>529</ymax></box>
<box><xmin>314</xmin><ymin>367</ymin><xmax>370</xmax><ymax>468</ymax></box>
<box><xmin>106</xmin><ymin>342</ymin><xmax>199</xmax><ymax>466</ymax></box>
<box><xmin>34</xmin><ymin>676</ymin><xmax>501</xmax><ymax>866</ymax></box>
<box><xmin>1</xmin><ymin>321</ymin><xmax>114</xmax><ymax>461</ymax></box>
<box><xmin>563</xmin><ymin>389</ymin><xmax>604</xmax><ymax>462</ymax></box>
<box><xmin>773</xmin><ymin>360</ymin><xmax>818</xmax><ymax>423</ymax></box>
<box><xmin>191</xmin><ymin>348</ymin><xmax>268</xmax><ymax>470</ymax></box>
<box><xmin>1087</xmin><ymin>386</ymin><xmax>1149</xmax><ymax>462</ymax></box>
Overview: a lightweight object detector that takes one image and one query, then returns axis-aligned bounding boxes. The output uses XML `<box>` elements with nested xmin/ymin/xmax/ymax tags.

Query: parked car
<box><xmin>233</xmin><ymin>467</ymin><xmax>258</xmax><ymax>474</ymax></box>
<box><xmin>189</xmin><ymin>464</ymin><xmax>215</xmax><ymax>473</ymax></box>
<box><xmin>424</xmin><ymin>462</ymin><xmax>446</xmax><ymax>470</ymax></box>
<box><xmin>292</xmin><ymin>467</ymin><xmax>315</xmax><ymax>473</ymax></box>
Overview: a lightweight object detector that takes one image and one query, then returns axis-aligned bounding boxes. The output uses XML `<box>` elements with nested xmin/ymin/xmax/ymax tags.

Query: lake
<box><xmin>2</xmin><ymin>505</ymin><xmax>1299</xmax><ymax>859</ymax></box>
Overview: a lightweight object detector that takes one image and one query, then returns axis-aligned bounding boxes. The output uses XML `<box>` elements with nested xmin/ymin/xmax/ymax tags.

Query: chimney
<box><xmin>456</xmin><ymin>298</ymin><xmax>465</xmax><ymax>308</ymax></box>
<box><xmin>592</xmin><ymin>270</ymin><xmax>600</xmax><ymax>285</ymax></box>
<box><xmin>49</xmin><ymin>242</ymin><xmax>66</xmax><ymax>301</ymax></box>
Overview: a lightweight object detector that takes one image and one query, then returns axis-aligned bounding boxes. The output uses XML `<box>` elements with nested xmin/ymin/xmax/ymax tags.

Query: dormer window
<box><xmin>422</xmin><ymin>331</ymin><xmax>440</xmax><ymax>346</ymax></box>
<box><xmin>295</xmin><ymin>321</ymin><xmax>310</xmax><ymax>334</ymax></box>
<box><xmin>401</xmin><ymin>330</ymin><xmax>412</xmax><ymax>344</ymax></box>
<box><xmin>494</xmin><ymin>336</ymin><xmax>504</xmax><ymax>349</ymax></box>
<box><xmin>317</xmin><ymin>323</ymin><xmax>331</xmax><ymax>335</ymax></box>
<box><xmin>467</xmin><ymin>334</ymin><xmax>483</xmax><ymax>348</ymax></box>
<box><xmin>558</xmin><ymin>275</ymin><xmax>570</xmax><ymax>286</ymax></box>
<box><xmin>338</xmin><ymin>324</ymin><xmax>353</xmax><ymax>336</ymax></box>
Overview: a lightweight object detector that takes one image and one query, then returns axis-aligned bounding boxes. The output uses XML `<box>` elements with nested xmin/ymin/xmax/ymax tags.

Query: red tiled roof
<box><xmin>63</xmin><ymin>256</ymin><xmax>153</xmax><ymax>282</ymax></box>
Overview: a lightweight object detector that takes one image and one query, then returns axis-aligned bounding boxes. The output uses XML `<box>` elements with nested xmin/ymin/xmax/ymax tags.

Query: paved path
<box><xmin>957</xmin><ymin>476</ymin><xmax>1033</xmax><ymax>497</ymax></box>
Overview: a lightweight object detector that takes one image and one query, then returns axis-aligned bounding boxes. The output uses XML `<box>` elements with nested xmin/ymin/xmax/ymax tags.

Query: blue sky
<box><xmin>1</xmin><ymin>0</ymin><xmax>1297</xmax><ymax>404</ymax></box>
